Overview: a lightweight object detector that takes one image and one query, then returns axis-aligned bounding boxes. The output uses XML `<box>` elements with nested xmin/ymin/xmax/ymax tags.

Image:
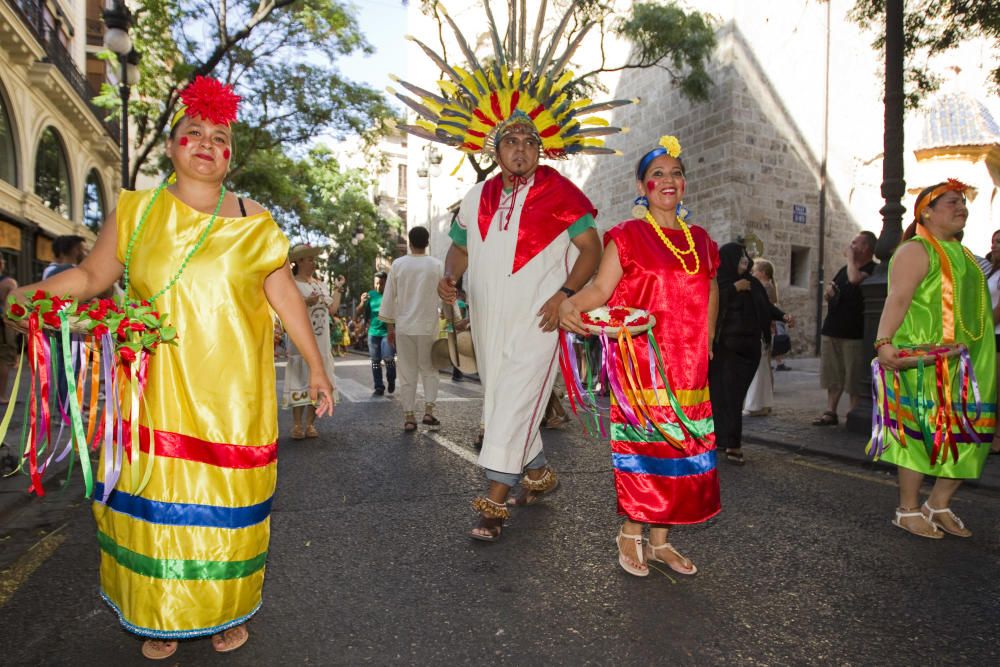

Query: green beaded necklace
<box><xmin>123</xmin><ymin>182</ymin><xmax>226</xmax><ymax>304</ymax></box>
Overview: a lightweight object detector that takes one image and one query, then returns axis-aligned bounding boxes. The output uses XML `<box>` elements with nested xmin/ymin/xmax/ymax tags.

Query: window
<box><xmin>34</xmin><ymin>127</ymin><xmax>72</xmax><ymax>219</ymax></box>
<box><xmin>0</xmin><ymin>90</ymin><xmax>15</xmax><ymax>186</ymax></box>
<box><xmin>83</xmin><ymin>169</ymin><xmax>105</xmax><ymax>231</ymax></box>
<box><xmin>790</xmin><ymin>245</ymin><xmax>811</xmax><ymax>288</ymax></box>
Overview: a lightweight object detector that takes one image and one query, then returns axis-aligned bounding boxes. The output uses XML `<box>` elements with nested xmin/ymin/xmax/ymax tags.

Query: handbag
<box><xmin>771</xmin><ymin>321</ymin><xmax>791</xmax><ymax>356</ymax></box>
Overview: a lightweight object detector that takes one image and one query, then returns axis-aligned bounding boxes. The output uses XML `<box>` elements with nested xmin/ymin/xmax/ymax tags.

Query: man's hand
<box><xmin>387</xmin><ymin>328</ymin><xmax>396</xmax><ymax>349</ymax></box>
<box><xmin>438</xmin><ymin>275</ymin><xmax>458</xmax><ymax>304</ymax></box>
<box><xmin>824</xmin><ymin>281</ymin><xmax>838</xmax><ymax>301</ymax></box>
<box><xmin>783</xmin><ymin>313</ymin><xmax>796</xmax><ymax>328</ymax></box>
<box><xmin>734</xmin><ymin>278</ymin><xmax>751</xmax><ymax>292</ymax></box>
<box><xmin>537</xmin><ymin>291</ymin><xmax>567</xmax><ymax>331</ymax></box>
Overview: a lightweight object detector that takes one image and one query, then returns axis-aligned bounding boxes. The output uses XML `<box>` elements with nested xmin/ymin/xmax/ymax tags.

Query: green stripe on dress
<box><xmin>97</xmin><ymin>531</ymin><xmax>267</xmax><ymax>581</ymax></box>
<box><xmin>611</xmin><ymin>416</ymin><xmax>714</xmax><ymax>442</ymax></box>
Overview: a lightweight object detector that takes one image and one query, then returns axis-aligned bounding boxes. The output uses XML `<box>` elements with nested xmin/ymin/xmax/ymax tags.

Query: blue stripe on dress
<box><xmin>94</xmin><ymin>483</ymin><xmax>272</xmax><ymax>528</ymax></box>
<box><xmin>612</xmin><ymin>450</ymin><xmax>716</xmax><ymax>478</ymax></box>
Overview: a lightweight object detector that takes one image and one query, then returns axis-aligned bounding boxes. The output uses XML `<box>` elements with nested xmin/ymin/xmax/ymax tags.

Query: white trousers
<box><xmin>395</xmin><ymin>333</ymin><xmax>440</xmax><ymax>414</ymax></box>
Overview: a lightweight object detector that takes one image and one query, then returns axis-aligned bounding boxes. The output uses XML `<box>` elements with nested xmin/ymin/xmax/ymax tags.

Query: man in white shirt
<box><xmin>379</xmin><ymin>226</ymin><xmax>445</xmax><ymax>431</ymax></box>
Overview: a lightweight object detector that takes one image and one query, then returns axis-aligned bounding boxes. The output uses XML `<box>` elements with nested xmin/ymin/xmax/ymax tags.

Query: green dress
<box><xmin>878</xmin><ymin>235</ymin><xmax>996</xmax><ymax>478</ymax></box>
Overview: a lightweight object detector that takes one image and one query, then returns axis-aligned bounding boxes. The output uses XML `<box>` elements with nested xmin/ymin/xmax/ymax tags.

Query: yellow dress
<box><xmin>93</xmin><ymin>187</ymin><xmax>289</xmax><ymax>638</ymax></box>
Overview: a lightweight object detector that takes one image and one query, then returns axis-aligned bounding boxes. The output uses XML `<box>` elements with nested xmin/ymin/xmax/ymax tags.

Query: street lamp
<box><xmin>417</xmin><ymin>144</ymin><xmax>443</xmax><ymax>226</ymax></box>
<box><xmin>102</xmin><ymin>1</ymin><xmax>140</xmax><ymax>190</ymax></box>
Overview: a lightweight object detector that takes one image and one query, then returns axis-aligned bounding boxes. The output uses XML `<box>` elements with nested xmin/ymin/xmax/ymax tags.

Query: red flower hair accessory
<box><xmin>172</xmin><ymin>76</ymin><xmax>241</xmax><ymax>128</ymax></box>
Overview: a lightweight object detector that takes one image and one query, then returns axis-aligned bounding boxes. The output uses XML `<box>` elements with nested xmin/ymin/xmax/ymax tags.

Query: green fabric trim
<box><xmin>449</xmin><ymin>220</ymin><xmax>468</xmax><ymax>247</ymax></box>
<box><xmin>610</xmin><ymin>417</ymin><xmax>714</xmax><ymax>443</ymax></box>
<box><xmin>567</xmin><ymin>213</ymin><xmax>596</xmax><ymax>238</ymax></box>
<box><xmin>97</xmin><ymin>531</ymin><xmax>267</xmax><ymax>581</ymax></box>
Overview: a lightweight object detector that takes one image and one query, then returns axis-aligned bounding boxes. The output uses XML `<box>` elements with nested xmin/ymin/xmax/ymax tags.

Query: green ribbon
<box><xmin>97</xmin><ymin>531</ymin><xmax>267</xmax><ymax>581</ymax></box>
<box><xmin>60</xmin><ymin>314</ymin><xmax>92</xmax><ymax>497</ymax></box>
<box><xmin>645</xmin><ymin>330</ymin><xmax>712</xmax><ymax>438</ymax></box>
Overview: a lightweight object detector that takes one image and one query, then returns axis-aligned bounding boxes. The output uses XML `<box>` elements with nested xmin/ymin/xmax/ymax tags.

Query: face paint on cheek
<box><xmin>646</xmin><ymin>180</ymin><xmax>656</xmax><ymax>192</ymax></box>
<box><xmin>223</xmin><ymin>148</ymin><xmax>231</xmax><ymax>160</ymax></box>
<box><xmin>178</xmin><ymin>137</ymin><xmax>188</xmax><ymax>146</ymax></box>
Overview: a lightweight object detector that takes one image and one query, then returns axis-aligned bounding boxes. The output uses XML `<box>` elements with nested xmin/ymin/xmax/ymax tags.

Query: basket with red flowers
<box><xmin>579</xmin><ymin>306</ymin><xmax>655</xmax><ymax>336</ymax></box>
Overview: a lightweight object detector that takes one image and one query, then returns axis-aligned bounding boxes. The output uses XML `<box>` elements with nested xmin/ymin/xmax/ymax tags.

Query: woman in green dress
<box><xmin>875</xmin><ymin>179</ymin><xmax>995</xmax><ymax>539</ymax></box>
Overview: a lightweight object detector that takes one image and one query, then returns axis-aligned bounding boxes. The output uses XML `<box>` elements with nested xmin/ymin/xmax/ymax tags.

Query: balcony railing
<box><xmin>8</xmin><ymin>0</ymin><xmax>120</xmax><ymax>144</ymax></box>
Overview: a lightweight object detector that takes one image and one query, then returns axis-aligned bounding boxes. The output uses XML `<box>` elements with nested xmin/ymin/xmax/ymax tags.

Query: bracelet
<box><xmin>874</xmin><ymin>337</ymin><xmax>893</xmax><ymax>351</ymax></box>
<box><xmin>559</xmin><ymin>286</ymin><xmax>576</xmax><ymax>297</ymax></box>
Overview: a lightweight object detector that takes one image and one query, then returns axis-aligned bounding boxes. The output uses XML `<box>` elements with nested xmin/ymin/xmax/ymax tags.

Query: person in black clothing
<box><xmin>709</xmin><ymin>243</ymin><xmax>793</xmax><ymax>465</ymax></box>
<box><xmin>813</xmin><ymin>231</ymin><xmax>877</xmax><ymax>426</ymax></box>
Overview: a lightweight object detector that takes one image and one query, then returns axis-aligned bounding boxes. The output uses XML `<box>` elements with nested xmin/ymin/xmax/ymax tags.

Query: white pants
<box><xmin>395</xmin><ymin>333</ymin><xmax>440</xmax><ymax>414</ymax></box>
<box><xmin>743</xmin><ymin>340</ymin><xmax>773</xmax><ymax>412</ymax></box>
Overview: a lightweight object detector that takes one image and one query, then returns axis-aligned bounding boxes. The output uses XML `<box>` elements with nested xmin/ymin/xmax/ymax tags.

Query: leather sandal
<box><xmin>507</xmin><ymin>467</ymin><xmax>559</xmax><ymax>506</ymax></box>
<box><xmin>812</xmin><ymin>411</ymin><xmax>838</xmax><ymax>426</ymax></box>
<box><xmin>470</xmin><ymin>497</ymin><xmax>509</xmax><ymax>542</ymax></box>
<box><xmin>922</xmin><ymin>502</ymin><xmax>972</xmax><ymax>537</ymax></box>
<box><xmin>404</xmin><ymin>414</ymin><xmax>418</xmax><ymax>432</ymax></box>
<box><xmin>305</xmin><ymin>424</ymin><xmax>319</xmax><ymax>438</ymax></box>
<box><xmin>141</xmin><ymin>640</ymin><xmax>178</xmax><ymax>660</ymax></box>
<box><xmin>616</xmin><ymin>529</ymin><xmax>648</xmax><ymax>577</ymax></box>
<box><xmin>290</xmin><ymin>425</ymin><xmax>305</xmax><ymax>440</ymax></box>
<box><xmin>646</xmin><ymin>540</ymin><xmax>698</xmax><ymax>575</ymax></box>
<box><xmin>212</xmin><ymin>624</ymin><xmax>249</xmax><ymax>653</ymax></box>
<box><xmin>892</xmin><ymin>507</ymin><xmax>943</xmax><ymax>539</ymax></box>
<box><xmin>422</xmin><ymin>414</ymin><xmax>441</xmax><ymax>431</ymax></box>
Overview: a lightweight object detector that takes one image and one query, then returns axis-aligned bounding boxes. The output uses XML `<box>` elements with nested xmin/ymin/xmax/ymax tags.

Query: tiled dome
<box><xmin>919</xmin><ymin>92</ymin><xmax>1000</xmax><ymax>150</ymax></box>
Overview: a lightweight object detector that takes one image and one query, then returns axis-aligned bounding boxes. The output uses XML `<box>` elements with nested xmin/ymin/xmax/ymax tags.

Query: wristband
<box><xmin>874</xmin><ymin>337</ymin><xmax>893</xmax><ymax>351</ymax></box>
<box><xmin>559</xmin><ymin>286</ymin><xmax>576</xmax><ymax>297</ymax></box>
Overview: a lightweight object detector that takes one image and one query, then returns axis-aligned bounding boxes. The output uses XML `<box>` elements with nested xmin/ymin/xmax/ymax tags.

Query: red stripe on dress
<box><xmin>123</xmin><ymin>423</ymin><xmax>277</xmax><ymax>469</ymax></box>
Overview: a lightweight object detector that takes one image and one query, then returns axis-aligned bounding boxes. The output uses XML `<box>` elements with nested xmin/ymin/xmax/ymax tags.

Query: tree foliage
<box><xmin>96</xmin><ymin>0</ymin><xmax>395</xmax><ymax>188</ymax></box>
<box><xmin>849</xmin><ymin>0</ymin><xmax>1000</xmax><ymax>106</ymax></box>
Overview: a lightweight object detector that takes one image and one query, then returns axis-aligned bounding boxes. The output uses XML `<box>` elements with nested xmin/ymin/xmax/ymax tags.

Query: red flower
<box><xmin>118</xmin><ymin>347</ymin><xmax>137</xmax><ymax>364</ymax></box>
<box><xmin>32</xmin><ymin>290</ymin><xmax>47</xmax><ymax>301</ymax></box>
<box><xmin>42</xmin><ymin>312</ymin><xmax>61</xmax><ymax>328</ymax></box>
<box><xmin>128</xmin><ymin>321</ymin><xmax>147</xmax><ymax>332</ymax></box>
<box><xmin>178</xmin><ymin>76</ymin><xmax>241</xmax><ymax>126</ymax></box>
<box><xmin>9</xmin><ymin>303</ymin><xmax>25</xmax><ymax>317</ymax></box>
<box><xmin>75</xmin><ymin>303</ymin><xmax>89</xmax><ymax>314</ymax></box>
<box><xmin>87</xmin><ymin>308</ymin><xmax>105</xmax><ymax>320</ymax></box>
<box><xmin>92</xmin><ymin>323</ymin><xmax>109</xmax><ymax>338</ymax></box>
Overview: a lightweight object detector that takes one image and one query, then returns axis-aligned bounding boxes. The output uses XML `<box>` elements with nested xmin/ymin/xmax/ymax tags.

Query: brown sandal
<box><xmin>141</xmin><ymin>640</ymin><xmax>178</xmax><ymax>660</ymax></box>
<box><xmin>212</xmin><ymin>624</ymin><xmax>249</xmax><ymax>653</ymax></box>
<box><xmin>403</xmin><ymin>419</ymin><xmax>418</xmax><ymax>432</ymax></box>
<box><xmin>507</xmin><ymin>467</ymin><xmax>560</xmax><ymax>506</ymax></box>
<box><xmin>290</xmin><ymin>425</ymin><xmax>305</xmax><ymax>440</ymax></box>
<box><xmin>470</xmin><ymin>497</ymin><xmax>509</xmax><ymax>542</ymax></box>
<box><xmin>811</xmin><ymin>411</ymin><xmax>838</xmax><ymax>426</ymax></box>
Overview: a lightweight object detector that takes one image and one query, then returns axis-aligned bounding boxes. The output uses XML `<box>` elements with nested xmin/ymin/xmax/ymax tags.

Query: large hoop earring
<box><xmin>631</xmin><ymin>195</ymin><xmax>649</xmax><ymax>219</ymax></box>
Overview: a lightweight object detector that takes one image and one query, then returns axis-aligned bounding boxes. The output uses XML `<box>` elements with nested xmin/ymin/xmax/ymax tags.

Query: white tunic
<box><xmin>282</xmin><ymin>278</ymin><xmax>338</xmax><ymax>407</ymax></box>
<box><xmin>457</xmin><ymin>175</ymin><xmax>579</xmax><ymax>474</ymax></box>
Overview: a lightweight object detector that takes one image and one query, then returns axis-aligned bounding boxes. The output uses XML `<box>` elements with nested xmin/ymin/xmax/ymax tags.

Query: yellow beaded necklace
<box><xmin>952</xmin><ymin>245</ymin><xmax>987</xmax><ymax>341</ymax></box>
<box><xmin>644</xmin><ymin>212</ymin><xmax>700</xmax><ymax>275</ymax></box>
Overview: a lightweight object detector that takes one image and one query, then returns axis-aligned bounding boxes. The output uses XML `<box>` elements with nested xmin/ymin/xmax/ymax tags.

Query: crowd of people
<box><xmin>2</xmin><ymin>59</ymin><xmax>997</xmax><ymax>660</ymax></box>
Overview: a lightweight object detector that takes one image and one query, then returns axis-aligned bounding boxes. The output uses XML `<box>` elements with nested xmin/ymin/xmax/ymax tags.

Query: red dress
<box><xmin>604</xmin><ymin>219</ymin><xmax>721</xmax><ymax>524</ymax></box>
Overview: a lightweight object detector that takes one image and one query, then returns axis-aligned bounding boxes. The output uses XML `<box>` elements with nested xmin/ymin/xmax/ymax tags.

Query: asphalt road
<box><xmin>1</xmin><ymin>354</ymin><xmax>999</xmax><ymax>665</ymax></box>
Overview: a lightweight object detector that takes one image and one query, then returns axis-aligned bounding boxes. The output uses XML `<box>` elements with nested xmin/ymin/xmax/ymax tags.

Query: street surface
<box><xmin>1</xmin><ymin>354</ymin><xmax>999</xmax><ymax>665</ymax></box>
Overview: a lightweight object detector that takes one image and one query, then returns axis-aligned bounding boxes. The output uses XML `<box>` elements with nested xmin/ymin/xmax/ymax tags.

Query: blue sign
<box><xmin>792</xmin><ymin>204</ymin><xmax>807</xmax><ymax>224</ymax></box>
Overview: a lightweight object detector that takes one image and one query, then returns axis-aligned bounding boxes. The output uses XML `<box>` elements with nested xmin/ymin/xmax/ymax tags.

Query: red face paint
<box><xmin>646</xmin><ymin>180</ymin><xmax>656</xmax><ymax>192</ymax></box>
<box><xmin>223</xmin><ymin>148</ymin><xmax>231</xmax><ymax>160</ymax></box>
<box><xmin>178</xmin><ymin>137</ymin><xmax>188</xmax><ymax>146</ymax></box>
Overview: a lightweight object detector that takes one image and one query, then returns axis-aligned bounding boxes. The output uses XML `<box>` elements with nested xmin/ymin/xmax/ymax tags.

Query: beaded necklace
<box><xmin>123</xmin><ymin>182</ymin><xmax>226</xmax><ymax>304</ymax></box>
<box><xmin>948</xmin><ymin>245</ymin><xmax>987</xmax><ymax>341</ymax></box>
<box><xmin>644</xmin><ymin>212</ymin><xmax>700</xmax><ymax>275</ymax></box>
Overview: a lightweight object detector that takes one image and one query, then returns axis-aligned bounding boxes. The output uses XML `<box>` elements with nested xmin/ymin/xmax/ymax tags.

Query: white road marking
<box><xmin>333</xmin><ymin>377</ymin><xmax>481</xmax><ymax>403</ymax></box>
<box><xmin>424</xmin><ymin>432</ymin><xmax>479</xmax><ymax>465</ymax></box>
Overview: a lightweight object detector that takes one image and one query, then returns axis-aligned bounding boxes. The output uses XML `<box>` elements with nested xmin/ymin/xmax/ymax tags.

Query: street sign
<box><xmin>793</xmin><ymin>205</ymin><xmax>807</xmax><ymax>224</ymax></box>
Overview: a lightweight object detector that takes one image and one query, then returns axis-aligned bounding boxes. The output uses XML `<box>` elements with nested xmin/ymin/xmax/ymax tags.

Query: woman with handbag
<box><xmin>874</xmin><ymin>180</ymin><xmax>996</xmax><ymax>538</ymax></box>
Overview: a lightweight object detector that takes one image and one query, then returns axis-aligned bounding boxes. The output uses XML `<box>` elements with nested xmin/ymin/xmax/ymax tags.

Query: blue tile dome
<box><xmin>920</xmin><ymin>92</ymin><xmax>1000</xmax><ymax>150</ymax></box>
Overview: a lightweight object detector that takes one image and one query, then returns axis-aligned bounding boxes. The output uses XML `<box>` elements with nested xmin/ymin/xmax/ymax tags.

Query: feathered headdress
<box><xmin>170</xmin><ymin>76</ymin><xmax>241</xmax><ymax>129</ymax></box>
<box><xmin>389</xmin><ymin>2</ymin><xmax>635</xmax><ymax>159</ymax></box>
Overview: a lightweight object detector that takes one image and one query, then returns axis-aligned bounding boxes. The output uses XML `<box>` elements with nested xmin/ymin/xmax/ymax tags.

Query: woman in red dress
<box><xmin>560</xmin><ymin>136</ymin><xmax>721</xmax><ymax>577</ymax></box>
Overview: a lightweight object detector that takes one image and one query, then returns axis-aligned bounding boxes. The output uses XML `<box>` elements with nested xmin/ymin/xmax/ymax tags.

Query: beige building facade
<box><xmin>0</xmin><ymin>0</ymin><xmax>118</xmax><ymax>282</ymax></box>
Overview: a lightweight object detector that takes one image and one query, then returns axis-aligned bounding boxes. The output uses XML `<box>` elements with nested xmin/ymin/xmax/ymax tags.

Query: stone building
<box><xmin>0</xmin><ymin>0</ymin><xmax>118</xmax><ymax>283</ymax></box>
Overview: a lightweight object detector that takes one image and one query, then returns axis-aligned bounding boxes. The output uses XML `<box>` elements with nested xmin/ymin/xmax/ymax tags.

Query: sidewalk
<box><xmin>741</xmin><ymin>357</ymin><xmax>1000</xmax><ymax>493</ymax></box>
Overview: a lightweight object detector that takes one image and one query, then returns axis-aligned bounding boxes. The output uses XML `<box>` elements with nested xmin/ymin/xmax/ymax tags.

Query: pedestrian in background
<box><xmin>282</xmin><ymin>243</ymin><xmax>341</xmax><ymax>439</ymax></box>
<box><xmin>875</xmin><ymin>180</ymin><xmax>995</xmax><ymax>538</ymax></box>
<box><xmin>356</xmin><ymin>272</ymin><xmax>396</xmax><ymax>396</ymax></box>
<box><xmin>0</xmin><ymin>256</ymin><xmax>18</xmax><ymax>403</ymax></box>
<box><xmin>710</xmin><ymin>244</ymin><xmax>793</xmax><ymax>465</ymax></box>
<box><xmin>743</xmin><ymin>258</ymin><xmax>779</xmax><ymax>417</ymax></box>
<box><xmin>813</xmin><ymin>231</ymin><xmax>877</xmax><ymax>426</ymax></box>
<box><xmin>378</xmin><ymin>226</ymin><xmax>444</xmax><ymax>432</ymax></box>
<box><xmin>983</xmin><ymin>229</ymin><xmax>1000</xmax><ymax>454</ymax></box>
<box><xmin>43</xmin><ymin>235</ymin><xmax>88</xmax><ymax>407</ymax></box>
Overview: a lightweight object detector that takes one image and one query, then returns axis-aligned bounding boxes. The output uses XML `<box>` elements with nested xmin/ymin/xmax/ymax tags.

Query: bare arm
<box><xmin>876</xmin><ymin>242</ymin><xmax>928</xmax><ymax>370</ymax></box>
<box><xmin>327</xmin><ymin>276</ymin><xmax>345</xmax><ymax>317</ymax></box>
<box><xmin>846</xmin><ymin>252</ymin><xmax>872</xmax><ymax>285</ymax></box>
<box><xmin>558</xmin><ymin>240</ymin><xmax>623</xmax><ymax>335</ymax></box>
<box><xmin>10</xmin><ymin>209</ymin><xmax>123</xmax><ymax>306</ymax></box>
<box><xmin>437</xmin><ymin>243</ymin><xmax>468</xmax><ymax>304</ymax></box>
<box><xmin>266</xmin><ymin>261</ymin><xmax>335</xmax><ymax>416</ymax></box>
<box><xmin>537</xmin><ymin>228</ymin><xmax>602</xmax><ymax>332</ymax></box>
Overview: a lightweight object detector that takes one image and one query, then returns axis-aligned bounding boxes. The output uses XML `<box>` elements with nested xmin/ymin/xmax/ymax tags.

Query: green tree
<box><xmin>96</xmin><ymin>0</ymin><xmax>394</xmax><ymax>188</ymax></box>
<box><xmin>849</xmin><ymin>0</ymin><xmax>1000</xmax><ymax>106</ymax></box>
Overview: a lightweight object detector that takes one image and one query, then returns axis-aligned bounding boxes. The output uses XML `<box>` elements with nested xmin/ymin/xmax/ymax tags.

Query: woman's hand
<box><xmin>734</xmin><ymin>278</ymin><xmax>751</xmax><ymax>292</ymax></box>
<box><xmin>558</xmin><ymin>298</ymin><xmax>587</xmax><ymax>335</ymax></box>
<box><xmin>783</xmin><ymin>313</ymin><xmax>795</xmax><ymax>328</ymax></box>
<box><xmin>309</xmin><ymin>369</ymin><xmax>335</xmax><ymax>417</ymax></box>
<box><xmin>877</xmin><ymin>343</ymin><xmax>902</xmax><ymax>371</ymax></box>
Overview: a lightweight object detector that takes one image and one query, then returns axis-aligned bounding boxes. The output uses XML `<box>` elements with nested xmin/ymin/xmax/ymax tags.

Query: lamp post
<box><xmin>846</xmin><ymin>0</ymin><xmax>905</xmax><ymax>433</ymax></box>
<box><xmin>350</xmin><ymin>225</ymin><xmax>365</xmax><ymax>313</ymax></box>
<box><xmin>102</xmin><ymin>1</ymin><xmax>140</xmax><ymax>190</ymax></box>
<box><xmin>416</xmin><ymin>143</ymin><xmax>443</xmax><ymax>226</ymax></box>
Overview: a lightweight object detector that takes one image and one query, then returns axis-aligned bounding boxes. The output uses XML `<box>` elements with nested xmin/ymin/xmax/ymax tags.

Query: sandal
<box><xmin>422</xmin><ymin>414</ymin><xmax>441</xmax><ymax>431</ymax></box>
<box><xmin>725</xmin><ymin>449</ymin><xmax>745</xmax><ymax>466</ymax></box>
<box><xmin>922</xmin><ymin>502</ymin><xmax>972</xmax><ymax>537</ymax></box>
<box><xmin>212</xmin><ymin>624</ymin><xmax>249</xmax><ymax>653</ymax></box>
<box><xmin>290</xmin><ymin>425</ymin><xmax>305</xmax><ymax>440</ymax></box>
<box><xmin>469</xmin><ymin>497</ymin><xmax>509</xmax><ymax>542</ymax></box>
<box><xmin>646</xmin><ymin>541</ymin><xmax>698</xmax><ymax>575</ymax></box>
<box><xmin>305</xmin><ymin>425</ymin><xmax>319</xmax><ymax>438</ymax></box>
<box><xmin>141</xmin><ymin>640</ymin><xmax>178</xmax><ymax>661</ymax></box>
<box><xmin>891</xmin><ymin>507</ymin><xmax>943</xmax><ymax>539</ymax></box>
<box><xmin>507</xmin><ymin>467</ymin><xmax>560</xmax><ymax>506</ymax></box>
<box><xmin>404</xmin><ymin>413</ymin><xmax>418</xmax><ymax>432</ymax></box>
<box><xmin>812</xmin><ymin>411</ymin><xmax>838</xmax><ymax>426</ymax></box>
<box><xmin>616</xmin><ymin>529</ymin><xmax>648</xmax><ymax>577</ymax></box>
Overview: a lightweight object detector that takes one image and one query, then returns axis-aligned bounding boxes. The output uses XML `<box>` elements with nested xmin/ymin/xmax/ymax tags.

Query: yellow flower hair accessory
<box><xmin>658</xmin><ymin>135</ymin><xmax>682</xmax><ymax>158</ymax></box>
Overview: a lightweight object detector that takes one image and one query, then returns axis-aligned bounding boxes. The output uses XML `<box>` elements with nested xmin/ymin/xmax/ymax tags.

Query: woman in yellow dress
<box><xmin>9</xmin><ymin>77</ymin><xmax>334</xmax><ymax>660</ymax></box>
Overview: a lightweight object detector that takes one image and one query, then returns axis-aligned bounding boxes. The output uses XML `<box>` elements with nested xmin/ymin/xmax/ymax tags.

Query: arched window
<box><xmin>34</xmin><ymin>127</ymin><xmax>71</xmax><ymax>219</ymax></box>
<box><xmin>83</xmin><ymin>169</ymin><xmax>105</xmax><ymax>231</ymax></box>
<box><xmin>0</xmin><ymin>89</ymin><xmax>15</xmax><ymax>186</ymax></box>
